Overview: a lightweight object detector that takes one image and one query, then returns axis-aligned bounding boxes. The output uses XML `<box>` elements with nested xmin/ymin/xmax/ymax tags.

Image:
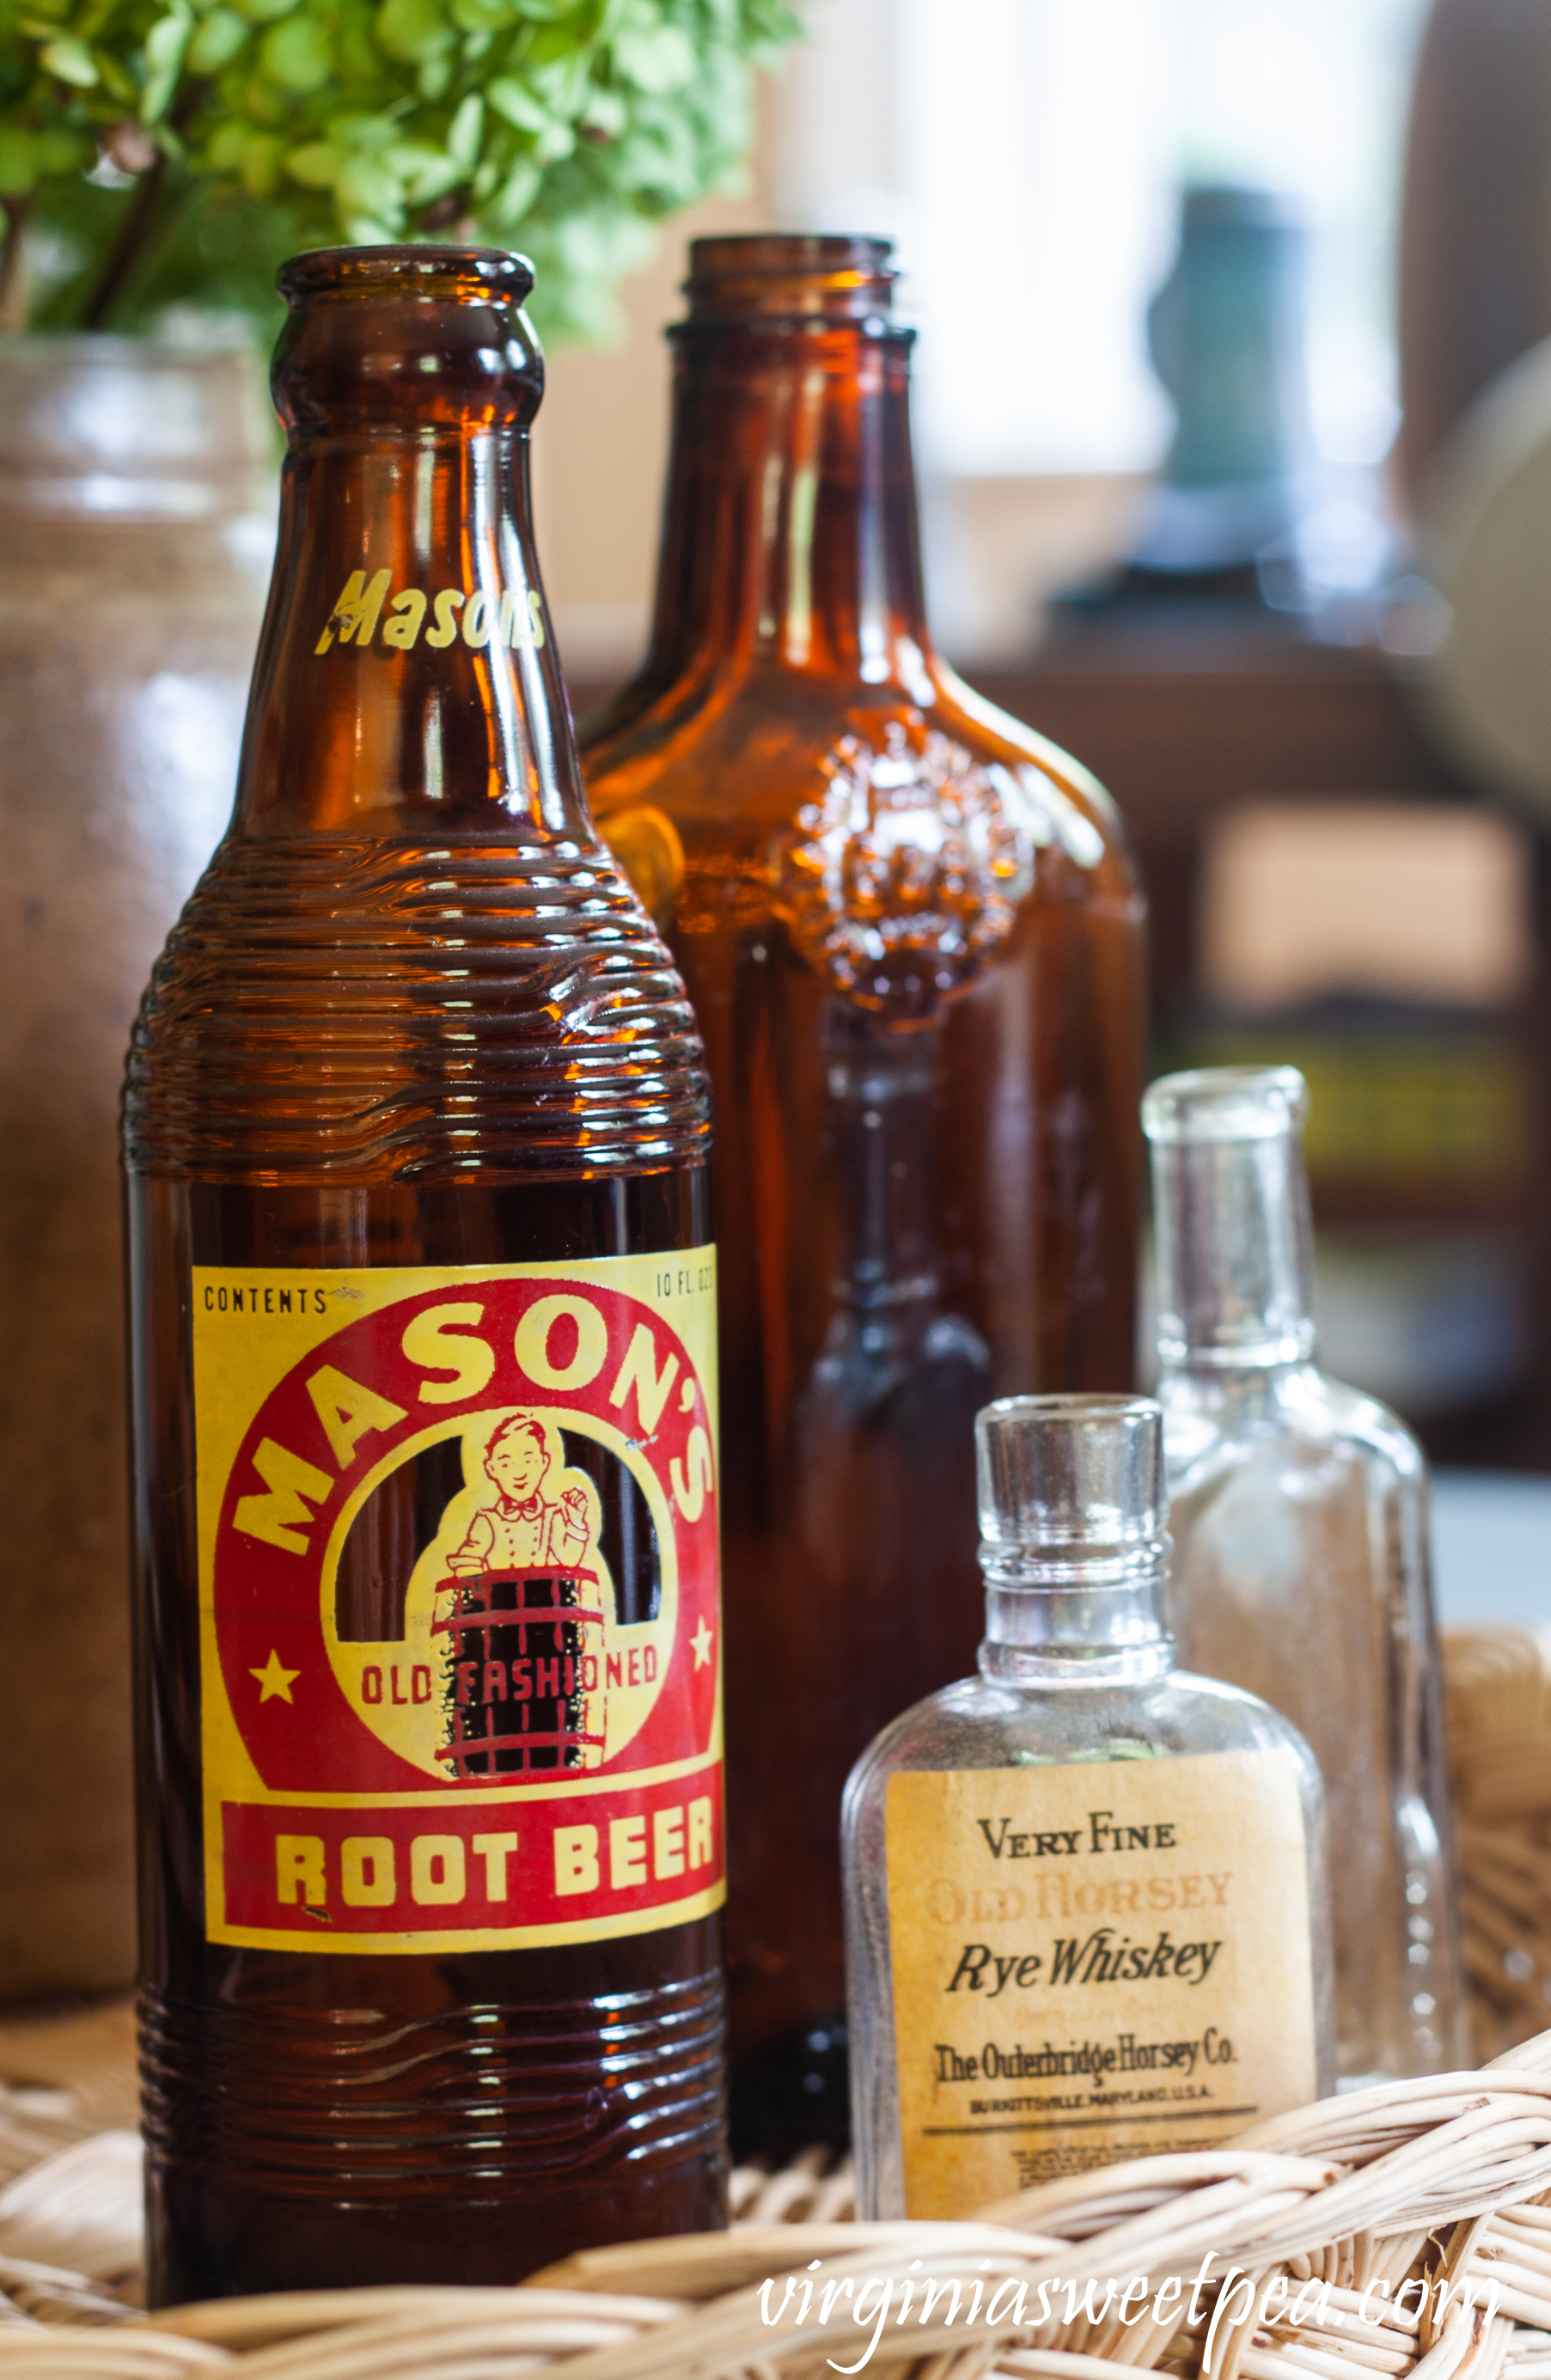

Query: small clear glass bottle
<box><xmin>1143</xmin><ymin>1066</ymin><xmax>1467</xmax><ymax>2087</ymax></box>
<box><xmin>843</xmin><ymin>1394</ymin><xmax>1332</xmax><ymax>2222</ymax></box>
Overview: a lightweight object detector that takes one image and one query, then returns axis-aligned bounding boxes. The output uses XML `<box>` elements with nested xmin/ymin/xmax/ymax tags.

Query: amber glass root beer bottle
<box><xmin>122</xmin><ymin>247</ymin><xmax>726</xmax><ymax>2303</ymax></box>
<box><xmin>580</xmin><ymin>236</ymin><xmax>1145</xmax><ymax>2113</ymax></box>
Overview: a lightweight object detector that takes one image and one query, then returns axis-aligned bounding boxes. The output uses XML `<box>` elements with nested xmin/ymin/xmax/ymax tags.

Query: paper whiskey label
<box><xmin>885</xmin><ymin>1750</ymin><xmax>1316</xmax><ymax>2217</ymax></box>
<box><xmin>192</xmin><ymin>1254</ymin><xmax>722</xmax><ymax>1955</ymax></box>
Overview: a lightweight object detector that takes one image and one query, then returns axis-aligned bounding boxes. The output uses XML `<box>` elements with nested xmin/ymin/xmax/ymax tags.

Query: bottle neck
<box><xmin>234</xmin><ymin>253</ymin><xmax>590</xmax><ymax>844</ymax></box>
<box><xmin>977</xmin><ymin>1541</ymin><xmax>1173</xmax><ymax>1684</ymax></box>
<box><xmin>642</xmin><ymin>320</ymin><xmax>936</xmax><ymax>695</ymax></box>
<box><xmin>1152</xmin><ymin>1126</ymin><xmax>1316</xmax><ymax>1378</ymax></box>
<box><xmin>826</xmin><ymin>1009</ymin><xmax>939</xmax><ymax>1316</ymax></box>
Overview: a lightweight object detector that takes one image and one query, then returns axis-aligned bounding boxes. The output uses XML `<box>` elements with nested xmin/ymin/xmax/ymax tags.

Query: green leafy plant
<box><xmin>0</xmin><ymin>0</ymin><xmax>799</xmax><ymax>339</ymax></box>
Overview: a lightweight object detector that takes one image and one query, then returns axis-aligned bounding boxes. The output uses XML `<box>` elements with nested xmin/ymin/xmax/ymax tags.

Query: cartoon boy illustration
<box><xmin>446</xmin><ymin>1413</ymin><xmax>592</xmax><ymax>1578</ymax></box>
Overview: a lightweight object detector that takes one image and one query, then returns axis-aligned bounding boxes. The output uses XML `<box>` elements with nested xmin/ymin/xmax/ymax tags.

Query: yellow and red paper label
<box><xmin>192</xmin><ymin>1254</ymin><xmax>723</xmax><ymax>1955</ymax></box>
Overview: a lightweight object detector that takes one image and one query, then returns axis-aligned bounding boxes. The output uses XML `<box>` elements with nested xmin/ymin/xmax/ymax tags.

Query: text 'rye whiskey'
<box><xmin>122</xmin><ymin>246</ymin><xmax>726</xmax><ymax>2304</ymax></box>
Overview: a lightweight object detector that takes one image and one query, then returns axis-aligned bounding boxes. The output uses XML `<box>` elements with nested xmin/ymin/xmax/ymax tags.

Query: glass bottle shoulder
<box><xmin>845</xmin><ymin>1661</ymin><xmax>1325</xmax><ymax>1818</ymax></box>
<box><xmin>1162</xmin><ymin>1362</ymin><xmax>1426</xmax><ymax>1504</ymax></box>
<box><xmin>583</xmin><ymin>661</ymin><xmax>1138</xmax><ymax>911</ymax></box>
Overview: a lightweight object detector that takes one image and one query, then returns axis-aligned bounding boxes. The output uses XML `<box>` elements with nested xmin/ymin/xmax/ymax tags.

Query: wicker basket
<box><xmin>0</xmin><ymin>1622</ymin><xmax>1545</xmax><ymax>2378</ymax></box>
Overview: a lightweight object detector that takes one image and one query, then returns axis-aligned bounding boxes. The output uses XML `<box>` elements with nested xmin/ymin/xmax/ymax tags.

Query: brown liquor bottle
<box><xmin>122</xmin><ymin>247</ymin><xmax>726</xmax><ymax>2304</ymax></box>
<box><xmin>581</xmin><ymin>235</ymin><xmax>1146</xmax><ymax>2112</ymax></box>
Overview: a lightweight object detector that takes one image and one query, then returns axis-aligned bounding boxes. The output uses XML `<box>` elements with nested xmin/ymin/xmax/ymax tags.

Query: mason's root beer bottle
<box><xmin>123</xmin><ymin>247</ymin><xmax>726</xmax><ymax>2304</ymax></box>
<box><xmin>580</xmin><ymin>235</ymin><xmax>1145</xmax><ymax>2112</ymax></box>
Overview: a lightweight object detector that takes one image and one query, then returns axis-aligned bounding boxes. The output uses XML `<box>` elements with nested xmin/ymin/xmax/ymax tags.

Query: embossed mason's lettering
<box><xmin>315</xmin><ymin>568</ymin><xmax>547</xmax><ymax>656</ymax></box>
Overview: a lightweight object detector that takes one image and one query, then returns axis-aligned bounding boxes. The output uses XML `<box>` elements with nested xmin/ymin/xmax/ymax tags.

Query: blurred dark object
<box><xmin>1415</xmin><ymin>337</ymin><xmax>1551</xmax><ymax>810</ymax></box>
<box><xmin>970</xmin><ymin>638</ymin><xmax>1551</xmax><ymax>1471</ymax></box>
<box><xmin>1066</xmin><ymin>186</ymin><xmax>1392</xmax><ymax>640</ymax></box>
<box><xmin>0</xmin><ymin>335</ymin><xmax>272</xmax><ymax>2001</ymax></box>
<box><xmin>730</xmin><ymin>2018</ymin><xmax>851</xmax><ymax>2160</ymax></box>
<box><xmin>1396</xmin><ymin>0</ymin><xmax>1551</xmax><ymax>506</ymax></box>
<box><xmin>1133</xmin><ymin>186</ymin><xmax>1313</xmax><ymax>580</ymax></box>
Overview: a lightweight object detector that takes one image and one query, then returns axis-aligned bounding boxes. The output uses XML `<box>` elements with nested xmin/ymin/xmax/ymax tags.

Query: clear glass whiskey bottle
<box><xmin>1144</xmin><ymin>1065</ymin><xmax>1467</xmax><ymax>2085</ymax></box>
<box><xmin>843</xmin><ymin>1394</ymin><xmax>1332</xmax><ymax>2221</ymax></box>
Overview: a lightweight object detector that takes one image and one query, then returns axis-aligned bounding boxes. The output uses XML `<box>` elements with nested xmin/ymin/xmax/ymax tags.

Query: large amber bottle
<box><xmin>123</xmin><ymin>247</ymin><xmax>726</xmax><ymax>2302</ymax></box>
<box><xmin>581</xmin><ymin>235</ymin><xmax>1145</xmax><ymax>2100</ymax></box>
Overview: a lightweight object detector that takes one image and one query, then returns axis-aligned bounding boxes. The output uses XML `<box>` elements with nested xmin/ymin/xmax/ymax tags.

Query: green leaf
<box><xmin>376</xmin><ymin>0</ymin><xmax>453</xmax><ymax>63</ymax></box>
<box><xmin>205</xmin><ymin>120</ymin><xmax>251</xmax><ymax>169</ymax></box>
<box><xmin>141</xmin><ymin>12</ymin><xmax>192</xmax><ymax>122</ymax></box>
<box><xmin>579</xmin><ymin>87</ymin><xmax>626</xmax><ymax>137</ymax></box>
<box><xmin>337</xmin><ymin>155</ymin><xmax>403</xmax><ymax>219</ymax></box>
<box><xmin>0</xmin><ymin>131</ymin><xmax>38</xmax><ymax>197</ymax></box>
<box><xmin>533</xmin><ymin>118</ymin><xmax>573</xmax><ymax>162</ymax></box>
<box><xmin>486</xmin><ymin>75</ymin><xmax>549</xmax><ymax>132</ymax></box>
<box><xmin>611</xmin><ymin>22</ymin><xmax>694</xmax><ymax>93</ymax></box>
<box><xmin>486</xmin><ymin>152</ymin><xmax>540</xmax><ymax>224</ymax></box>
<box><xmin>341</xmin><ymin>207</ymin><xmax>396</xmax><ymax>241</ymax></box>
<box><xmin>446</xmin><ymin>89</ymin><xmax>482</xmax><ymax>168</ymax></box>
<box><xmin>37</xmin><ymin>128</ymin><xmax>89</xmax><ymax>172</ymax></box>
<box><xmin>284</xmin><ymin>140</ymin><xmax>343</xmax><ymax>188</ymax></box>
<box><xmin>388</xmin><ymin>139</ymin><xmax>463</xmax><ymax>201</ymax></box>
<box><xmin>39</xmin><ymin>35</ymin><xmax>100</xmax><ymax>87</ymax></box>
<box><xmin>260</xmin><ymin>13</ymin><xmax>332</xmax><ymax>88</ymax></box>
<box><xmin>234</xmin><ymin>0</ymin><xmax>301</xmax><ymax>21</ymax></box>
<box><xmin>237</xmin><ymin>130</ymin><xmax>283</xmax><ymax>193</ymax></box>
<box><xmin>186</xmin><ymin>10</ymin><xmax>251</xmax><ymax>72</ymax></box>
<box><xmin>95</xmin><ymin>52</ymin><xmax>139</xmax><ymax>103</ymax></box>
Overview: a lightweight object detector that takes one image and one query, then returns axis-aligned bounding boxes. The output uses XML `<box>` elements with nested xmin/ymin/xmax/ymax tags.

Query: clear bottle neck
<box><xmin>975</xmin><ymin>1395</ymin><xmax>1174</xmax><ymax>1686</ymax></box>
<box><xmin>1145</xmin><ymin>1070</ymin><xmax>1317</xmax><ymax>1376</ymax></box>
<box><xmin>978</xmin><ymin>1554</ymin><xmax>1173</xmax><ymax>1687</ymax></box>
<box><xmin>639</xmin><ymin>235</ymin><xmax>936</xmax><ymax>693</ymax></box>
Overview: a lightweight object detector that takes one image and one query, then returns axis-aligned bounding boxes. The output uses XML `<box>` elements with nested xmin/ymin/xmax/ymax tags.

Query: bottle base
<box><xmin>146</xmin><ymin>2150</ymin><xmax>730</xmax><ymax>2304</ymax></box>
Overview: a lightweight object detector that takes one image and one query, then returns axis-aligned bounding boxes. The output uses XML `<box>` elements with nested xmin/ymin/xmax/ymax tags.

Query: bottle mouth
<box><xmin>1142</xmin><ymin>1064</ymin><xmax>1308</xmax><ymax>1145</ymax></box>
<box><xmin>976</xmin><ymin>1394</ymin><xmax>1169</xmax><ymax>1559</ymax></box>
<box><xmin>681</xmin><ymin>233</ymin><xmax>898</xmax><ymax>326</ymax></box>
<box><xmin>278</xmin><ymin>245</ymin><xmax>534</xmax><ymax>308</ymax></box>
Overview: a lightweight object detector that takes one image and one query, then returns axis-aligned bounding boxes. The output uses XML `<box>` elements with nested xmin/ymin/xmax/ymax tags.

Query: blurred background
<box><xmin>12</xmin><ymin>0</ymin><xmax>1551</xmax><ymax>2011</ymax></box>
<box><xmin>540</xmin><ymin>0</ymin><xmax>1551</xmax><ymax>1605</ymax></box>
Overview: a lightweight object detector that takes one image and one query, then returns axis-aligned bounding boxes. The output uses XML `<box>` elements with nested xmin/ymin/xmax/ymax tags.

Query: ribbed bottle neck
<box><xmin>974</xmin><ymin>1394</ymin><xmax>1174</xmax><ymax>1681</ymax></box>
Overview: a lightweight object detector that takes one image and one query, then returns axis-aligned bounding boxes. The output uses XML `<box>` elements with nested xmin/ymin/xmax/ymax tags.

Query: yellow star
<box><xmin>250</xmin><ymin>1649</ymin><xmax>300</xmax><ymax>1704</ymax></box>
<box><xmin>690</xmin><ymin>1617</ymin><xmax>714</xmax><ymax>1670</ymax></box>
